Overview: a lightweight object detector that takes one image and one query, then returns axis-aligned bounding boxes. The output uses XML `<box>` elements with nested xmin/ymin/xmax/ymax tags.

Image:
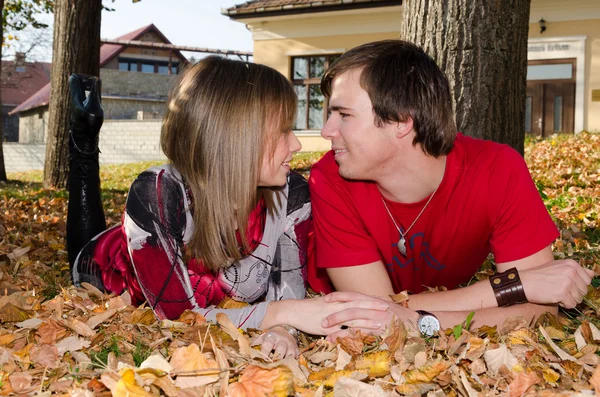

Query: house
<box><xmin>1</xmin><ymin>53</ymin><xmax>51</xmax><ymax>142</ymax></box>
<box><xmin>10</xmin><ymin>24</ymin><xmax>187</xmax><ymax>144</ymax></box>
<box><xmin>223</xmin><ymin>0</ymin><xmax>600</xmax><ymax>150</ymax></box>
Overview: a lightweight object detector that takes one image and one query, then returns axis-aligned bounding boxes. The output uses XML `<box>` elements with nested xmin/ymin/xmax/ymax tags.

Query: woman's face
<box><xmin>258</xmin><ymin>128</ymin><xmax>302</xmax><ymax>187</ymax></box>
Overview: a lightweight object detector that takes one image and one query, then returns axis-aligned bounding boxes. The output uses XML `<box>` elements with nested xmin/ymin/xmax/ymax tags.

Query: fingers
<box><xmin>259</xmin><ymin>330</ymin><xmax>299</xmax><ymax>359</ymax></box>
<box><xmin>322</xmin><ymin>308</ymin><xmax>390</xmax><ymax>329</ymax></box>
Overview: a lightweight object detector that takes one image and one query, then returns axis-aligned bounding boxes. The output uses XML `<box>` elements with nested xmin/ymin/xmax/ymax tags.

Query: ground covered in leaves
<box><xmin>0</xmin><ymin>134</ymin><xmax>599</xmax><ymax>396</ymax></box>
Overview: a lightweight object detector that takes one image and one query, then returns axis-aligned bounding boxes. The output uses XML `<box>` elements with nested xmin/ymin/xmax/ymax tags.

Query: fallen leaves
<box><xmin>0</xmin><ymin>134</ymin><xmax>598</xmax><ymax>394</ymax></box>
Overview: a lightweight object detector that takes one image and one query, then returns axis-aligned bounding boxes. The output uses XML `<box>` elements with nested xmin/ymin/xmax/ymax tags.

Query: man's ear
<box><xmin>395</xmin><ymin>117</ymin><xmax>414</xmax><ymax>139</ymax></box>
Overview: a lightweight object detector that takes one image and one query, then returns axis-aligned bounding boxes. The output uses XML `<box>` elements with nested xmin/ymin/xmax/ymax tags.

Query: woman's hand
<box><xmin>268</xmin><ymin>295</ymin><xmax>391</xmax><ymax>336</ymax></box>
<box><xmin>321</xmin><ymin>291</ymin><xmax>419</xmax><ymax>342</ymax></box>
<box><xmin>518</xmin><ymin>259</ymin><xmax>595</xmax><ymax>308</ymax></box>
<box><xmin>251</xmin><ymin>325</ymin><xmax>299</xmax><ymax>359</ymax></box>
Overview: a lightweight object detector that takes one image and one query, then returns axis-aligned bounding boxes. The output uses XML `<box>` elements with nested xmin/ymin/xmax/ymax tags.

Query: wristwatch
<box><xmin>416</xmin><ymin>310</ymin><xmax>440</xmax><ymax>337</ymax></box>
<box><xmin>276</xmin><ymin>324</ymin><xmax>299</xmax><ymax>341</ymax></box>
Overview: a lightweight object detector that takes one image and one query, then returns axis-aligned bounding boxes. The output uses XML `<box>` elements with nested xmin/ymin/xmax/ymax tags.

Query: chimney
<box><xmin>15</xmin><ymin>52</ymin><xmax>26</xmax><ymax>65</ymax></box>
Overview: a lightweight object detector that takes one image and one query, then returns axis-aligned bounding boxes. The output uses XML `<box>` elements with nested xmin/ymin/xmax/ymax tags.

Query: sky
<box><xmin>8</xmin><ymin>0</ymin><xmax>254</xmax><ymax>62</ymax></box>
<box><xmin>100</xmin><ymin>0</ymin><xmax>254</xmax><ymax>56</ymax></box>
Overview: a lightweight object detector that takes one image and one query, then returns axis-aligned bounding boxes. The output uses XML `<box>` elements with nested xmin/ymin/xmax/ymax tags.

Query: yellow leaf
<box><xmin>323</xmin><ymin>370</ymin><xmax>368</xmax><ymax>388</ymax></box>
<box><xmin>352</xmin><ymin>351</ymin><xmax>390</xmax><ymax>377</ymax></box>
<box><xmin>308</xmin><ymin>366</ymin><xmax>335</xmax><ymax>382</ymax></box>
<box><xmin>542</xmin><ymin>368</ymin><xmax>560</xmax><ymax>385</ymax></box>
<box><xmin>218</xmin><ymin>297</ymin><xmax>250</xmax><ymax>309</ymax></box>
<box><xmin>228</xmin><ymin>365</ymin><xmax>293</xmax><ymax>397</ymax></box>
<box><xmin>114</xmin><ymin>368</ymin><xmax>152</xmax><ymax>397</ymax></box>
<box><xmin>0</xmin><ymin>303</ymin><xmax>30</xmax><ymax>323</ymax></box>
<box><xmin>131</xmin><ymin>308</ymin><xmax>156</xmax><ymax>325</ymax></box>
<box><xmin>403</xmin><ymin>361</ymin><xmax>449</xmax><ymax>384</ymax></box>
<box><xmin>0</xmin><ymin>334</ymin><xmax>15</xmax><ymax>346</ymax></box>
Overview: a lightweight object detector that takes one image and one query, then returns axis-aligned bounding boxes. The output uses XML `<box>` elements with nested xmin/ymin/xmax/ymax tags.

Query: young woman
<box><xmin>66</xmin><ymin>56</ymin><xmax>389</xmax><ymax>358</ymax></box>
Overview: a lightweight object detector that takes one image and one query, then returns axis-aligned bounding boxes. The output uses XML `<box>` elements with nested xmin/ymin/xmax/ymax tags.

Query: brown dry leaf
<box><xmin>351</xmin><ymin>351</ymin><xmax>390</xmax><ymax>377</ymax></box>
<box><xmin>389</xmin><ymin>291</ymin><xmax>410</xmax><ymax>304</ymax></box>
<box><xmin>170</xmin><ymin>343</ymin><xmax>216</xmax><ymax>373</ymax></box>
<box><xmin>483</xmin><ymin>343</ymin><xmax>520</xmax><ymax>375</ymax></box>
<box><xmin>54</xmin><ymin>336</ymin><xmax>91</xmax><ymax>356</ymax></box>
<box><xmin>228</xmin><ymin>364</ymin><xmax>293</xmax><ymax>397</ymax></box>
<box><xmin>589</xmin><ymin>364</ymin><xmax>600</xmax><ymax>395</ymax></box>
<box><xmin>539</xmin><ymin>325</ymin><xmax>576</xmax><ymax>361</ymax></box>
<box><xmin>469</xmin><ymin>358</ymin><xmax>486</xmax><ymax>375</ymax></box>
<box><xmin>335</xmin><ymin>344</ymin><xmax>352</xmax><ymax>371</ymax></box>
<box><xmin>216</xmin><ymin>313</ymin><xmax>252</xmax><ymax>356</ymax></box>
<box><xmin>333</xmin><ymin>376</ymin><xmax>388</xmax><ymax>397</ymax></box>
<box><xmin>498</xmin><ymin>317</ymin><xmax>529</xmax><ymax>336</ymax></box>
<box><xmin>86</xmin><ymin>308</ymin><xmax>117</xmax><ymax>330</ymax></box>
<box><xmin>30</xmin><ymin>344</ymin><xmax>58</xmax><ymax>368</ymax></box>
<box><xmin>395</xmin><ymin>382</ymin><xmax>436</xmax><ymax>395</ymax></box>
<box><xmin>382</xmin><ymin>316</ymin><xmax>407</xmax><ymax>354</ymax></box>
<box><xmin>131</xmin><ymin>307</ymin><xmax>156</xmax><ymax>325</ymax></box>
<box><xmin>152</xmin><ymin>375</ymin><xmax>179</xmax><ymax>397</ymax></box>
<box><xmin>337</xmin><ymin>335</ymin><xmax>364</xmax><ymax>357</ymax></box>
<box><xmin>0</xmin><ymin>303</ymin><xmax>30</xmax><ymax>323</ymax></box>
<box><xmin>8</xmin><ymin>371</ymin><xmax>35</xmax><ymax>394</ymax></box>
<box><xmin>309</xmin><ymin>351</ymin><xmax>337</xmax><ymax>364</ymax></box>
<box><xmin>64</xmin><ymin>318</ymin><xmax>96</xmax><ymax>338</ymax></box>
<box><xmin>210</xmin><ymin>333</ymin><xmax>230</xmax><ymax>397</ymax></box>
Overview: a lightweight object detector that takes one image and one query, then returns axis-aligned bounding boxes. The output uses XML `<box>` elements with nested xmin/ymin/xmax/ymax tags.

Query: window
<box><xmin>527</xmin><ymin>64</ymin><xmax>572</xmax><ymax>80</ymax></box>
<box><xmin>525</xmin><ymin>96</ymin><xmax>532</xmax><ymax>133</ymax></box>
<box><xmin>291</xmin><ymin>54</ymin><xmax>340</xmax><ymax>130</ymax></box>
<box><xmin>141</xmin><ymin>63</ymin><xmax>154</xmax><ymax>73</ymax></box>
<box><xmin>554</xmin><ymin>96</ymin><xmax>563</xmax><ymax>132</ymax></box>
<box><xmin>117</xmin><ymin>57</ymin><xmax>180</xmax><ymax>74</ymax></box>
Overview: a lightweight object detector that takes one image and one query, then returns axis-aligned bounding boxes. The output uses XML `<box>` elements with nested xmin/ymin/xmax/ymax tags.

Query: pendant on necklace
<box><xmin>398</xmin><ymin>236</ymin><xmax>407</xmax><ymax>257</ymax></box>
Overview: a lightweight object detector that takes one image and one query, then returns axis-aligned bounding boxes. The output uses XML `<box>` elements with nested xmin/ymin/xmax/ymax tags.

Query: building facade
<box><xmin>10</xmin><ymin>24</ymin><xmax>186</xmax><ymax>144</ymax></box>
<box><xmin>224</xmin><ymin>0</ymin><xmax>600</xmax><ymax>151</ymax></box>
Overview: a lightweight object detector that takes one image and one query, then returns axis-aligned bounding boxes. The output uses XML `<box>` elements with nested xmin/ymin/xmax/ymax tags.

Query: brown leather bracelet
<box><xmin>489</xmin><ymin>267</ymin><xmax>528</xmax><ymax>307</ymax></box>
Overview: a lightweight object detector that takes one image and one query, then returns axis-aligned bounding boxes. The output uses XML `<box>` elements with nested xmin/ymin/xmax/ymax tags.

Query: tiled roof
<box><xmin>11</xmin><ymin>24</ymin><xmax>185</xmax><ymax>114</ymax></box>
<box><xmin>1</xmin><ymin>62</ymin><xmax>51</xmax><ymax>107</ymax></box>
<box><xmin>99</xmin><ymin>23</ymin><xmax>186</xmax><ymax>67</ymax></box>
<box><xmin>223</xmin><ymin>0</ymin><xmax>400</xmax><ymax>17</ymax></box>
<box><xmin>9</xmin><ymin>82</ymin><xmax>50</xmax><ymax>115</ymax></box>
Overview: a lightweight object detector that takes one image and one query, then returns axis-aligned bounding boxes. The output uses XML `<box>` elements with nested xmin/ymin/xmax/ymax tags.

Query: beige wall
<box><xmin>254</xmin><ymin>32</ymin><xmax>399</xmax><ymax>79</ymax></box>
<box><xmin>239</xmin><ymin>2</ymin><xmax>600</xmax><ymax>135</ymax></box>
<box><xmin>529</xmin><ymin>19</ymin><xmax>600</xmax><ymax>132</ymax></box>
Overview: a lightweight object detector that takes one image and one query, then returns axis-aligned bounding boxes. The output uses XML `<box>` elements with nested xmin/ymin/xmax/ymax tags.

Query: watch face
<box><xmin>419</xmin><ymin>315</ymin><xmax>440</xmax><ymax>337</ymax></box>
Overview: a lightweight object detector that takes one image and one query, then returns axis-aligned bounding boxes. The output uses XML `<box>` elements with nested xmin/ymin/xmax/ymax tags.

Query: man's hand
<box><xmin>320</xmin><ymin>291</ymin><xmax>419</xmax><ymax>342</ymax></box>
<box><xmin>519</xmin><ymin>259</ymin><xmax>594</xmax><ymax>308</ymax></box>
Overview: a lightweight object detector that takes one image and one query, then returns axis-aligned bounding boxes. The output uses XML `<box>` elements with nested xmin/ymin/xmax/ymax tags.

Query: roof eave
<box><xmin>222</xmin><ymin>0</ymin><xmax>401</xmax><ymax>20</ymax></box>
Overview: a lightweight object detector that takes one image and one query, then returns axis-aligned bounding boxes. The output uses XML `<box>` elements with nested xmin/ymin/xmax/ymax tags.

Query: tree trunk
<box><xmin>43</xmin><ymin>0</ymin><xmax>102</xmax><ymax>188</ymax></box>
<box><xmin>401</xmin><ymin>0</ymin><xmax>531</xmax><ymax>155</ymax></box>
<box><xmin>0</xmin><ymin>0</ymin><xmax>7</xmax><ymax>182</ymax></box>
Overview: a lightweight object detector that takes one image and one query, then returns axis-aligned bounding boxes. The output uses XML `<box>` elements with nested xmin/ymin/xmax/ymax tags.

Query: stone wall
<box><xmin>5</xmin><ymin>119</ymin><xmax>166</xmax><ymax>173</ymax></box>
<box><xmin>100</xmin><ymin>69</ymin><xmax>176</xmax><ymax>99</ymax></box>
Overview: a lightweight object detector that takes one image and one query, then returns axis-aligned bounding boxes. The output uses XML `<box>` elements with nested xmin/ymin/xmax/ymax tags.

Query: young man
<box><xmin>308</xmin><ymin>40</ymin><xmax>594</xmax><ymax>338</ymax></box>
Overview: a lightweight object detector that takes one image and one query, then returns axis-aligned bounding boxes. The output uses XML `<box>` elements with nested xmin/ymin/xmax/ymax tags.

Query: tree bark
<box><xmin>43</xmin><ymin>0</ymin><xmax>102</xmax><ymax>188</ymax></box>
<box><xmin>401</xmin><ymin>0</ymin><xmax>531</xmax><ymax>155</ymax></box>
<box><xmin>0</xmin><ymin>0</ymin><xmax>7</xmax><ymax>182</ymax></box>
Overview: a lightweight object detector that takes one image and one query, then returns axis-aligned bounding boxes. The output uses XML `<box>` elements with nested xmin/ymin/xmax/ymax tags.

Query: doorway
<box><xmin>525</xmin><ymin>58</ymin><xmax>576</xmax><ymax>136</ymax></box>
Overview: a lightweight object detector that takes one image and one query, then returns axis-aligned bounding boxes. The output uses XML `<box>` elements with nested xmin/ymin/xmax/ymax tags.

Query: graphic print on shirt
<box><xmin>386</xmin><ymin>232</ymin><xmax>446</xmax><ymax>272</ymax></box>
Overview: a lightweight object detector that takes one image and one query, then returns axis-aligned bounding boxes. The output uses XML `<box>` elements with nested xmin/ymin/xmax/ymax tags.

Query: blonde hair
<box><xmin>161</xmin><ymin>56</ymin><xmax>297</xmax><ymax>271</ymax></box>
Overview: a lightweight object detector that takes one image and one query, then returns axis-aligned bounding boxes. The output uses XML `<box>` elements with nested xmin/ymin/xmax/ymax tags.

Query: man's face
<box><xmin>321</xmin><ymin>69</ymin><xmax>398</xmax><ymax>181</ymax></box>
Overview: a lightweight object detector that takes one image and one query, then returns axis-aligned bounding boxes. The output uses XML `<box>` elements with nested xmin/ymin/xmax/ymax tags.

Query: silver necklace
<box><xmin>381</xmin><ymin>159</ymin><xmax>446</xmax><ymax>257</ymax></box>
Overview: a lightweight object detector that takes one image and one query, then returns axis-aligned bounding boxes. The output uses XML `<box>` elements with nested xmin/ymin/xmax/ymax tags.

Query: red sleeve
<box><xmin>124</xmin><ymin>169</ymin><xmax>198</xmax><ymax>320</ymax></box>
<box><xmin>488</xmin><ymin>147</ymin><xmax>559</xmax><ymax>263</ymax></box>
<box><xmin>309</xmin><ymin>157</ymin><xmax>381</xmax><ymax>269</ymax></box>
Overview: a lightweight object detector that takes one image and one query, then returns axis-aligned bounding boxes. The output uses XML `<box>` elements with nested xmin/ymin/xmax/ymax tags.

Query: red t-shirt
<box><xmin>308</xmin><ymin>133</ymin><xmax>559</xmax><ymax>294</ymax></box>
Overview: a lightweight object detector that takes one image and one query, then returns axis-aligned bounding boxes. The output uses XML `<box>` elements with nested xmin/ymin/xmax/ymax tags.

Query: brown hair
<box><xmin>321</xmin><ymin>40</ymin><xmax>456</xmax><ymax>157</ymax></box>
<box><xmin>161</xmin><ymin>56</ymin><xmax>297</xmax><ymax>271</ymax></box>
